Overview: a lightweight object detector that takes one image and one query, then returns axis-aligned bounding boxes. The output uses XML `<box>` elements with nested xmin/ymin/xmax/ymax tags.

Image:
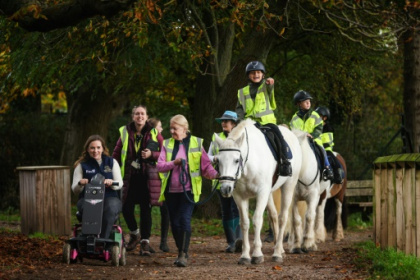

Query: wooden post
<box><xmin>17</xmin><ymin>166</ymin><xmax>71</xmax><ymax>235</ymax></box>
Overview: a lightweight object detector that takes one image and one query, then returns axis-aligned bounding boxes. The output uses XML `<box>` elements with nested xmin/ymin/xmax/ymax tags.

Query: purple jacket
<box><xmin>112</xmin><ymin>121</ymin><xmax>163</xmax><ymax>204</ymax></box>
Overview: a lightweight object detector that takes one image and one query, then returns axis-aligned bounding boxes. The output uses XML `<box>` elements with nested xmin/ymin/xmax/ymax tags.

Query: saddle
<box><xmin>308</xmin><ymin>139</ymin><xmax>324</xmax><ymax>176</ymax></box>
<box><xmin>254</xmin><ymin>123</ymin><xmax>292</xmax><ymax>162</ymax></box>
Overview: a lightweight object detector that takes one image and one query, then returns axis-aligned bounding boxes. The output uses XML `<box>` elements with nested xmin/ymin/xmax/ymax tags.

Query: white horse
<box><xmin>214</xmin><ymin>119</ymin><xmax>302</xmax><ymax>264</ymax></box>
<box><xmin>288</xmin><ymin>129</ymin><xmax>331</xmax><ymax>253</ymax></box>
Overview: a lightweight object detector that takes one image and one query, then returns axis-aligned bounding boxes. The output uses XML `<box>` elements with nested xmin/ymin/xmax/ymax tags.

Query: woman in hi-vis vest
<box><xmin>112</xmin><ymin>105</ymin><xmax>164</xmax><ymax>256</ymax></box>
<box><xmin>157</xmin><ymin>114</ymin><xmax>218</xmax><ymax>268</ymax></box>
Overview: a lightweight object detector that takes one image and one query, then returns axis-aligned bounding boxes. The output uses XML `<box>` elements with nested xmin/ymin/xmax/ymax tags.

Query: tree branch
<box><xmin>0</xmin><ymin>0</ymin><xmax>136</xmax><ymax>32</ymax></box>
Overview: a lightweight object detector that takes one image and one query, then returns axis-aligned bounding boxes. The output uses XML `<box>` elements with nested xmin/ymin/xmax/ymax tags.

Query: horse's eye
<box><xmin>235</xmin><ymin>159</ymin><xmax>240</xmax><ymax>164</ymax></box>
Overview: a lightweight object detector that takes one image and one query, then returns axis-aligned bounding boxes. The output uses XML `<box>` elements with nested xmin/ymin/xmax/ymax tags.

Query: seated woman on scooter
<box><xmin>71</xmin><ymin>135</ymin><xmax>123</xmax><ymax>239</ymax></box>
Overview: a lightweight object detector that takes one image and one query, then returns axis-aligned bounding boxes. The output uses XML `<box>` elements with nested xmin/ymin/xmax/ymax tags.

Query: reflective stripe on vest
<box><xmin>238</xmin><ymin>83</ymin><xmax>276</xmax><ymax>125</ymax></box>
<box><xmin>211</xmin><ymin>132</ymin><xmax>226</xmax><ymax>190</ymax></box>
<box><xmin>159</xmin><ymin>136</ymin><xmax>203</xmax><ymax>202</ymax></box>
<box><xmin>321</xmin><ymin>131</ymin><xmax>334</xmax><ymax>152</ymax></box>
<box><xmin>119</xmin><ymin>126</ymin><xmax>129</xmax><ymax>177</ymax></box>
<box><xmin>290</xmin><ymin>111</ymin><xmax>323</xmax><ymax>146</ymax></box>
<box><xmin>119</xmin><ymin>126</ymin><xmax>158</xmax><ymax>178</ymax></box>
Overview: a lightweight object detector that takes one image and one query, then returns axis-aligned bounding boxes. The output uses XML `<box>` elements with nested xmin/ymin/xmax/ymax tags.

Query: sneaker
<box><xmin>140</xmin><ymin>240</ymin><xmax>151</xmax><ymax>256</ymax></box>
<box><xmin>225</xmin><ymin>243</ymin><xmax>235</xmax><ymax>253</ymax></box>
<box><xmin>125</xmin><ymin>233</ymin><xmax>140</xmax><ymax>252</ymax></box>
<box><xmin>278</xmin><ymin>161</ymin><xmax>292</xmax><ymax>177</ymax></box>
<box><xmin>323</xmin><ymin>168</ymin><xmax>334</xmax><ymax>181</ymax></box>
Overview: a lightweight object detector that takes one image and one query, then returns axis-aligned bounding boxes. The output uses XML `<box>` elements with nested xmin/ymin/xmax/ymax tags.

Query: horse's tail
<box><xmin>324</xmin><ymin>196</ymin><xmax>348</xmax><ymax>231</ymax></box>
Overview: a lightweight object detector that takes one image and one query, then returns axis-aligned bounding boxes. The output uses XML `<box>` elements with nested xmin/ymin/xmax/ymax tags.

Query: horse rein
<box><xmin>217</xmin><ymin>128</ymin><xmax>249</xmax><ymax>186</ymax></box>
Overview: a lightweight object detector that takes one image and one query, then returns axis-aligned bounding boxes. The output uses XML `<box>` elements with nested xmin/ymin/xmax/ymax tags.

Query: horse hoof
<box><xmin>301</xmin><ymin>247</ymin><xmax>309</xmax><ymax>253</ymax></box>
<box><xmin>272</xmin><ymin>256</ymin><xmax>283</xmax><ymax>263</ymax></box>
<box><xmin>238</xmin><ymin>258</ymin><xmax>251</xmax><ymax>265</ymax></box>
<box><xmin>291</xmin><ymin>248</ymin><xmax>304</xmax><ymax>254</ymax></box>
<box><xmin>251</xmin><ymin>256</ymin><xmax>264</xmax><ymax>264</ymax></box>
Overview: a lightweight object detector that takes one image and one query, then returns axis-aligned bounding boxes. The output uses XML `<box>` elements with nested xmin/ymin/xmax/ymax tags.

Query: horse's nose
<box><xmin>220</xmin><ymin>183</ymin><xmax>232</xmax><ymax>197</ymax></box>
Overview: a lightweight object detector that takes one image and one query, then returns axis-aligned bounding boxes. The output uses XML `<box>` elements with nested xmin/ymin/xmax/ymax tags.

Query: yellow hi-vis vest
<box><xmin>159</xmin><ymin>136</ymin><xmax>203</xmax><ymax>202</ymax></box>
<box><xmin>290</xmin><ymin>110</ymin><xmax>323</xmax><ymax>146</ymax></box>
<box><xmin>238</xmin><ymin>83</ymin><xmax>276</xmax><ymax>125</ymax></box>
<box><xmin>118</xmin><ymin>125</ymin><xmax>158</xmax><ymax>178</ymax></box>
<box><xmin>211</xmin><ymin>132</ymin><xmax>226</xmax><ymax>190</ymax></box>
<box><xmin>321</xmin><ymin>131</ymin><xmax>334</xmax><ymax>152</ymax></box>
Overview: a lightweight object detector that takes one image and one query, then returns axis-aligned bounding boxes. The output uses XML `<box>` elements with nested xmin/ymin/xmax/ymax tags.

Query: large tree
<box><xmin>312</xmin><ymin>0</ymin><xmax>420</xmax><ymax>152</ymax></box>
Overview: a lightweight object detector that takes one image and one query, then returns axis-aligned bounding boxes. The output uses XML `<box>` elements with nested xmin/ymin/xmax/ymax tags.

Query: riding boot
<box><xmin>222</xmin><ymin>220</ymin><xmax>236</xmax><ymax>253</ymax></box>
<box><xmin>176</xmin><ymin>231</ymin><xmax>191</xmax><ymax>267</ymax></box>
<box><xmin>322</xmin><ymin>167</ymin><xmax>334</xmax><ymax>181</ymax></box>
<box><xmin>159</xmin><ymin>205</ymin><xmax>170</xmax><ymax>252</ymax></box>
<box><xmin>234</xmin><ymin>218</ymin><xmax>243</xmax><ymax>253</ymax></box>
<box><xmin>276</xmin><ymin>127</ymin><xmax>292</xmax><ymax>177</ymax></box>
<box><xmin>264</xmin><ymin>226</ymin><xmax>274</xmax><ymax>243</ymax></box>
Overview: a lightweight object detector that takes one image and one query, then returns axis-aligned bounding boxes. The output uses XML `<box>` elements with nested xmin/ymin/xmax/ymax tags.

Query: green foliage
<box><xmin>0</xmin><ymin>111</ymin><xmax>66</xmax><ymax>210</ymax></box>
<box><xmin>355</xmin><ymin>241</ymin><xmax>420</xmax><ymax>280</ymax></box>
<box><xmin>347</xmin><ymin>212</ymin><xmax>373</xmax><ymax>231</ymax></box>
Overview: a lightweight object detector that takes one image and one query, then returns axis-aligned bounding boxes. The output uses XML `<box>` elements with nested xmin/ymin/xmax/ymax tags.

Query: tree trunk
<box><xmin>403</xmin><ymin>29</ymin><xmax>420</xmax><ymax>153</ymax></box>
<box><xmin>191</xmin><ymin>29</ymin><xmax>280</xmax><ymax>218</ymax></box>
<box><xmin>60</xmin><ymin>86</ymin><xmax>127</xmax><ymax>167</ymax></box>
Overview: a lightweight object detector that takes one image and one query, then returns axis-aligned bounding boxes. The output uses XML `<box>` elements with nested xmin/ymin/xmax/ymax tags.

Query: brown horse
<box><xmin>315</xmin><ymin>152</ymin><xmax>348</xmax><ymax>242</ymax></box>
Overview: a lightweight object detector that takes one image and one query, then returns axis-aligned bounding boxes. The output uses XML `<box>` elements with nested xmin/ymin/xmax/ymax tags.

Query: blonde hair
<box><xmin>74</xmin><ymin>135</ymin><xmax>110</xmax><ymax>167</ymax></box>
<box><xmin>170</xmin><ymin>114</ymin><xmax>189</xmax><ymax>131</ymax></box>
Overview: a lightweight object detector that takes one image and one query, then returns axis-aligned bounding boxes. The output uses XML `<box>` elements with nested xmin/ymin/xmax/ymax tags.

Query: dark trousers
<box><xmin>217</xmin><ymin>191</ymin><xmax>239</xmax><ymax>222</ymax></box>
<box><xmin>165</xmin><ymin>191</ymin><xmax>195</xmax><ymax>233</ymax></box>
<box><xmin>77</xmin><ymin>196</ymin><xmax>121</xmax><ymax>239</ymax></box>
<box><xmin>122</xmin><ymin>172</ymin><xmax>152</xmax><ymax>239</ymax></box>
<box><xmin>165</xmin><ymin>191</ymin><xmax>195</xmax><ymax>253</ymax></box>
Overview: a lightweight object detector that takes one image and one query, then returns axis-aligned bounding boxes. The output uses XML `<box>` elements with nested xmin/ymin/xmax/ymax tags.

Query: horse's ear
<box><xmin>214</xmin><ymin>133</ymin><xmax>224</xmax><ymax>147</ymax></box>
<box><xmin>234</xmin><ymin>133</ymin><xmax>245</xmax><ymax>147</ymax></box>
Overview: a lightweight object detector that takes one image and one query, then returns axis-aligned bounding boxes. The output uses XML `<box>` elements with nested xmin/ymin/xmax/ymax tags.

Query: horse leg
<box><xmin>315</xmin><ymin>196</ymin><xmax>327</xmax><ymax>243</ymax></box>
<box><xmin>250</xmin><ymin>192</ymin><xmax>270</xmax><ymax>264</ymax></box>
<box><xmin>302</xmin><ymin>193</ymin><xmax>318</xmax><ymax>252</ymax></box>
<box><xmin>266</xmin><ymin>193</ymin><xmax>284</xmax><ymax>263</ymax></box>
<box><xmin>266</xmin><ymin>194</ymin><xmax>279</xmax><ymax>246</ymax></box>
<box><xmin>289</xmin><ymin>196</ymin><xmax>304</xmax><ymax>254</ymax></box>
<box><xmin>333</xmin><ymin>197</ymin><xmax>344</xmax><ymax>241</ymax></box>
<box><xmin>235</xmin><ymin>197</ymin><xmax>251</xmax><ymax>265</ymax></box>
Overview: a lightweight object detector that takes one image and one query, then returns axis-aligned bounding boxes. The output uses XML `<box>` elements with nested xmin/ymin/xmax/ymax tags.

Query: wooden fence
<box><xmin>373</xmin><ymin>153</ymin><xmax>420</xmax><ymax>257</ymax></box>
<box><xmin>17</xmin><ymin>166</ymin><xmax>71</xmax><ymax>235</ymax></box>
<box><xmin>346</xmin><ymin>180</ymin><xmax>374</xmax><ymax>209</ymax></box>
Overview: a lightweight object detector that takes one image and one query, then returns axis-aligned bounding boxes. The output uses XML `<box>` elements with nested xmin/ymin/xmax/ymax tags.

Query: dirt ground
<box><xmin>1</xmin><ymin>224</ymin><xmax>372</xmax><ymax>280</ymax></box>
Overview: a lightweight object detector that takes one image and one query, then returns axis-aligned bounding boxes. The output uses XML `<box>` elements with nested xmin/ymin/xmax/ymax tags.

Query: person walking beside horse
<box><xmin>156</xmin><ymin>114</ymin><xmax>218</xmax><ymax>267</ymax></box>
<box><xmin>208</xmin><ymin>110</ymin><xmax>242</xmax><ymax>253</ymax></box>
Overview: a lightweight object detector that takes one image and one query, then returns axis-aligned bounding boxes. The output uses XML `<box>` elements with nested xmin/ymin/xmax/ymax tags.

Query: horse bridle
<box><xmin>217</xmin><ymin>128</ymin><xmax>249</xmax><ymax>185</ymax></box>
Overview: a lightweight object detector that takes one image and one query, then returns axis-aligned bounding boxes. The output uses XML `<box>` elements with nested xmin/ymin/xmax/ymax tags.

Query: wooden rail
<box><xmin>345</xmin><ymin>180</ymin><xmax>373</xmax><ymax>208</ymax></box>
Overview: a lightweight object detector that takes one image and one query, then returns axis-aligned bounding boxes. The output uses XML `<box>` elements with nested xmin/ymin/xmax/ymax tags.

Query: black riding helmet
<box><xmin>293</xmin><ymin>90</ymin><xmax>313</xmax><ymax>105</ymax></box>
<box><xmin>245</xmin><ymin>61</ymin><xmax>266</xmax><ymax>75</ymax></box>
<box><xmin>315</xmin><ymin>106</ymin><xmax>331</xmax><ymax>120</ymax></box>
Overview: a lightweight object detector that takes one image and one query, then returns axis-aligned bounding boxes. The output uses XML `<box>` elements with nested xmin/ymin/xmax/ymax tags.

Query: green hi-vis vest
<box><xmin>290</xmin><ymin>110</ymin><xmax>323</xmax><ymax>146</ymax></box>
<box><xmin>211</xmin><ymin>132</ymin><xmax>226</xmax><ymax>190</ymax></box>
<box><xmin>321</xmin><ymin>131</ymin><xmax>334</xmax><ymax>152</ymax></box>
<box><xmin>238</xmin><ymin>83</ymin><xmax>276</xmax><ymax>125</ymax></box>
<box><xmin>118</xmin><ymin>125</ymin><xmax>158</xmax><ymax>178</ymax></box>
<box><xmin>159</xmin><ymin>136</ymin><xmax>203</xmax><ymax>203</ymax></box>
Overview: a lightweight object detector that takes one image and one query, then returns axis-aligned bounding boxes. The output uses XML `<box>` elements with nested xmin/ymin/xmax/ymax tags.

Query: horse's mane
<box><xmin>228</xmin><ymin>119</ymin><xmax>255</xmax><ymax>140</ymax></box>
<box><xmin>292</xmin><ymin>129</ymin><xmax>307</xmax><ymax>144</ymax></box>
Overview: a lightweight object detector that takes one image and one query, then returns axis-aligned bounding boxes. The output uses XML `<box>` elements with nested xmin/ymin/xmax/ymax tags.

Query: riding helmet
<box><xmin>315</xmin><ymin>106</ymin><xmax>331</xmax><ymax>120</ymax></box>
<box><xmin>293</xmin><ymin>90</ymin><xmax>313</xmax><ymax>105</ymax></box>
<box><xmin>245</xmin><ymin>61</ymin><xmax>266</xmax><ymax>75</ymax></box>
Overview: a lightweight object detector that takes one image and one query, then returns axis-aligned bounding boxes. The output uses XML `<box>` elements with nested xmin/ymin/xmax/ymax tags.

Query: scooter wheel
<box><xmin>63</xmin><ymin>244</ymin><xmax>71</xmax><ymax>264</ymax></box>
<box><xmin>119</xmin><ymin>246</ymin><xmax>126</xmax><ymax>266</ymax></box>
<box><xmin>111</xmin><ymin>245</ymin><xmax>120</xmax><ymax>267</ymax></box>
